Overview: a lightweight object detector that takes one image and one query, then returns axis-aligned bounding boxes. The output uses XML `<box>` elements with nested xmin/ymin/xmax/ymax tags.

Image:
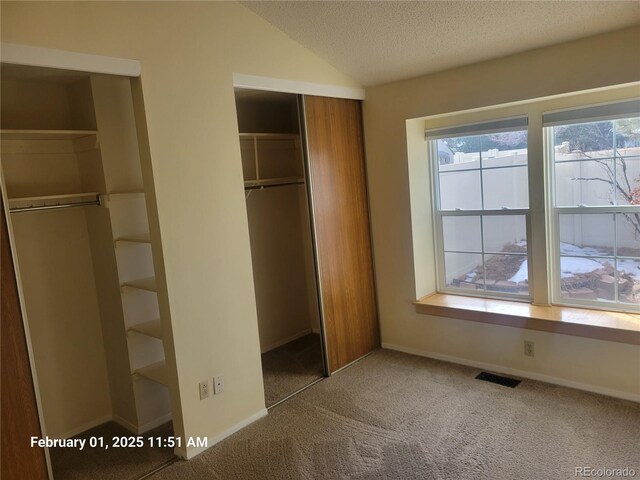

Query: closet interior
<box><xmin>1</xmin><ymin>64</ymin><xmax>175</xmax><ymax>479</ymax></box>
<box><xmin>235</xmin><ymin>89</ymin><xmax>326</xmax><ymax>407</ymax></box>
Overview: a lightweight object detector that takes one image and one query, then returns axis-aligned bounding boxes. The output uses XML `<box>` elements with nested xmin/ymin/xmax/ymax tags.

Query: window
<box><xmin>427</xmin><ymin>100</ymin><xmax>640</xmax><ymax>312</ymax></box>
<box><xmin>428</xmin><ymin>117</ymin><xmax>531</xmax><ymax>299</ymax></box>
<box><xmin>547</xmin><ymin>109</ymin><xmax>640</xmax><ymax>309</ymax></box>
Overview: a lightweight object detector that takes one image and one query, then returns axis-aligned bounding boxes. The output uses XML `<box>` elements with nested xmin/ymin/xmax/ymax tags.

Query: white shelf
<box><xmin>134</xmin><ymin>360</ymin><xmax>167</xmax><ymax>386</ymax></box>
<box><xmin>8</xmin><ymin>192</ymin><xmax>101</xmax><ymax>211</ymax></box>
<box><xmin>128</xmin><ymin>319</ymin><xmax>163</xmax><ymax>339</ymax></box>
<box><xmin>116</xmin><ymin>233</ymin><xmax>151</xmax><ymax>245</ymax></box>
<box><xmin>121</xmin><ymin>276</ymin><xmax>157</xmax><ymax>292</ymax></box>
<box><xmin>239</xmin><ymin>133</ymin><xmax>299</xmax><ymax>140</ymax></box>
<box><xmin>1</xmin><ymin>129</ymin><xmax>98</xmax><ymax>141</ymax></box>
<box><xmin>244</xmin><ymin>177</ymin><xmax>304</xmax><ymax>188</ymax></box>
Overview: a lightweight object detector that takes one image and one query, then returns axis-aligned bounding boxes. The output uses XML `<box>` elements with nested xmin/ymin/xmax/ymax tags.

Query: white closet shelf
<box><xmin>0</xmin><ymin>129</ymin><xmax>98</xmax><ymax>140</ymax></box>
<box><xmin>121</xmin><ymin>276</ymin><xmax>157</xmax><ymax>292</ymax></box>
<box><xmin>8</xmin><ymin>192</ymin><xmax>101</xmax><ymax>211</ymax></box>
<box><xmin>239</xmin><ymin>132</ymin><xmax>299</xmax><ymax>140</ymax></box>
<box><xmin>244</xmin><ymin>177</ymin><xmax>304</xmax><ymax>188</ymax></box>
<box><xmin>128</xmin><ymin>319</ymin><xmax>163</xmax><ymax>339</ymax></box>
<box><xmin>116</xmin><ymin>233</ymin><xmax>151</xmax><ymax>245</ymax></box>
<box><xmin>134</xmin><ymin>361</ymin><xmax>168</xmax><ymax>386</ymax></box>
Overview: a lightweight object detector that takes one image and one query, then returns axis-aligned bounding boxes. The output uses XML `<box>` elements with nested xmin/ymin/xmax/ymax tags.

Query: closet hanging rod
<box><xmin>9</xmin><ymin>198</ymin><xmax>102</xmax><ymax>213</ymax></box>
<box><xmin>244</xmin><ymin>181</ymin><xmax>305</xmax><ymax>191</ymax></box>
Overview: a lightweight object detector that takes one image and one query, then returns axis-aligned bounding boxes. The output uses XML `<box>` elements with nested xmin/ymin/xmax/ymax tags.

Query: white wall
<box><xmin>363</xmin><ymin>27</ymin><xmax>640</xmax><ymax>399</ymax></box>
<box><xmin>0</xmin><ymin>1</ymin><xmax>360</xmax><ymax>458</ymax></box>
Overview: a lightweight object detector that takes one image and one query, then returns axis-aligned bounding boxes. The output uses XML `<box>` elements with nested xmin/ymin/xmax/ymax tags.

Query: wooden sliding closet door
<box><xmin>1</xmin><ymin>195</ymin><xmax>49</xmax><ymax>479</ymax></box>
<box><xmin>303</xmin><ymin>95</ymin><xmax>379</xmax><ymax>373</ymax></box>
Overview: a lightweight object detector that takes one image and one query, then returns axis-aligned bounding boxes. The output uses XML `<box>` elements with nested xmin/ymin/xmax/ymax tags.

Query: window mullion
<box><xmin>528</xmin><ymin>112</ymin><xmax>550</xmax><ymax>304</ymax></box>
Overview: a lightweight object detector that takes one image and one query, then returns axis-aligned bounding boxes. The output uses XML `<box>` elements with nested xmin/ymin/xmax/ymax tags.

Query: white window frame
<box><xmin>544</xmin><ymin>105</ymin><xmax>640</xmax><ymax>313</ymax></box>
<box><xmin>425</xmin><ymin>97</ymin><xmax>640</xmax><ymax>313</ymax></box>
<box><xmin>428</xmin><ymin>119</ymin><xmax>534</xmax><ymax>302</ymax></box>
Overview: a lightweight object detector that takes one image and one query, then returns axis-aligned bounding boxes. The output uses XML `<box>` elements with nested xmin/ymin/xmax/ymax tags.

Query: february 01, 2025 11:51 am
<box><xmin>30</xmin><ymin>435</ymin><xmax>207</xmax><ymax>450</ymax></box>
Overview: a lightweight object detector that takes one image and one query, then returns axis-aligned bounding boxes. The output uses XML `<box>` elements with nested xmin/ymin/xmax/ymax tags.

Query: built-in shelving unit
<box><xmin>134</xmin><ymin>360</ymin><xmax>168</xmax><ymax>386</ymax></box>
<box><xmin>121</xmin><ymin>276</ymin><xmax>157</xmax><ymax>292</ymax></box>
<box><xmin>240</xmin><ymin>132</ymin><xmax>304</xmax><ymax>189</ymax></box>
<box><xmin>116</xmin><ymin>233</ymin><xmax>151</xmax><ymax>246</ymax></box>
<box><xmin>2</xmin><ymin>71</ymin><xmax>172</xmax><ymax>440</ymax></box>
<box><xmin>128</xmin><ymin>319</ymin><xmax>163</xmax><ymax>339</ymax></box>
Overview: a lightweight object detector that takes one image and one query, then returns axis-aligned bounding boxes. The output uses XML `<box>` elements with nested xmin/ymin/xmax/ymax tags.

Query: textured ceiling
<box><xmin>242</xmin><ymin>1</ymin><xmax>640</xmax><ymax>86</ymax></box>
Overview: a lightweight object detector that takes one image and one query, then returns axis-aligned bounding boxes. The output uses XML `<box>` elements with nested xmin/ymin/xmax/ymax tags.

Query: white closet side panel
<box><xmin>10</xmin><ymin>209</ymin><xmax>112</xmax><ymax>438</ymax></box>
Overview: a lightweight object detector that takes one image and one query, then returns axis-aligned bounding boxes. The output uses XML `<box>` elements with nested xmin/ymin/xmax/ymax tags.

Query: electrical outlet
<box><xmin>524</xmin><ymin>340</ymin><xmax>535</xmax><ymax>357</ymax></box>
<box><xmin>199</xmin><ymin>380</ymin><xmax>210</xmax><ymax>400</ymax></box>
<box><xmin>213</xmin><ymin>375</ymin><xmax>224</xmax><ymax>395</ymax></box>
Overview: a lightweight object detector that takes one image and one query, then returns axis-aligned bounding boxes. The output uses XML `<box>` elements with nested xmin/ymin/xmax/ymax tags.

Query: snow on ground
<box><xmin>559</xmin><ymin>242</ymin><xmax>610</xmax><ymax>256</ymax></box>
<box><xmin>509</xmin><ymin>261</ymin><xmax>529</xmax><ymax>283</ymax></box>
<box><xmin>558</xmin><ymin>257</ymin><xmax>608</xmax><ymax>278</ymax></box>
<box><xmin>508</xmin><ymin>243</ymin><xmax>640</xmax><ymax>282</ymax></box>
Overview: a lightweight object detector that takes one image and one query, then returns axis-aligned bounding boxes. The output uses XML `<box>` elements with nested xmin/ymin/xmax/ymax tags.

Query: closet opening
<box><xmin>234</xmin><ymin>88</ymin><xmax>327</xmax><ymax>407</ymax></box>
<box><xmin>1</xmin><ymin>63</ymin><xmax>176</xmax><ymax>479</ymax></box>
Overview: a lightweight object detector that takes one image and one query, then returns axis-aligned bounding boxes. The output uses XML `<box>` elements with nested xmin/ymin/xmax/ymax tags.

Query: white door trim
<box><xmin>1</xmin><ymin>43</ymin><xmax>141</xmax><ymax>77</ymax></box>
<box><xmin>233</xmin><ymin>73</ymin><xmax>365</xmax><ymax>100</ymax></box>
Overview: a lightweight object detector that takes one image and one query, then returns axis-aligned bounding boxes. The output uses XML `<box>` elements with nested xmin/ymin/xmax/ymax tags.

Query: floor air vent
<box><xmin>475</xmin><ymin>372</ymin><xmax>521</xmax><ymax>388</ymax></box>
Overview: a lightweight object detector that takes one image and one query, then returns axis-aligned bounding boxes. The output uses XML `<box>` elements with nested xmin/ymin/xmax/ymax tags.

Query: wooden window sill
<box><xmin>414</xmin><ymin>293</ymin><xmax>640</xmax><ymax>345</ymax></box>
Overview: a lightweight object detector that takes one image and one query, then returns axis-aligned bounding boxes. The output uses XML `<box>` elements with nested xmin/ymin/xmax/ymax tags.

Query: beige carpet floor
<box><xmin>261</xmin><ymin>333</ymin><xmax>324</xmax><ymax>407</ymax></box>
<box><xmin>154</xmin><ymin>349</ymin><xmax>640</xmax><ymax>480</ymax></box>
<box><xmin>50</xmin><ymin>421</ymin><xmax>175</xmax><ymax>480</ymax></box>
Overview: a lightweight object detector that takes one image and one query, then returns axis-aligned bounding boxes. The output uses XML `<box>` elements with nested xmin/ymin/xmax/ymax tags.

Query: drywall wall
<box><xmin>0</xmin><ymin>1</ymin><xmax>360</xmax><ymax>457</ymax></box>
<box><xmin>363</xmin><ymin>27</ymin><xmax>640</xmax><ymax>398</ymax></box>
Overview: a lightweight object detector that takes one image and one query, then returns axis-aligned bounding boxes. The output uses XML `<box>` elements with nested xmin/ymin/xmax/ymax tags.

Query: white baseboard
<box><xmin>112</xmin><ymin>414</ymin><xmax>139</xmax><ymax>434</ymax></box>
<box><xmin>52</xmin><ymin>412</ymin><xmax>173</xmax><ymax>439</ymax></box>
<box><xmin>174</xmin><ymin>408</ymin><xmax>268</xmax><ymax>459</ymax></box>
<box><xmin>56</xmin><ymin>414</ymin><xmax>113</xmax><ymax>439</ymax></box>
<box><xmin>137</xmin><ymin>412</ymin><xmax>173</xmax><ymax>434</ymax></box>
<box><xmin>261</xmin><ymin>329</ymin><xmax>312</xmax><ymax>353</ymax></box>
<box><xmin>382</xmin><ymin>342</ymin><xmax>640</xmax><ymax>403</ymax></box>
<box><xmin>311</xmin><ymin>327</ymin><xmax>322</xmax><ymax>335</ymax></box>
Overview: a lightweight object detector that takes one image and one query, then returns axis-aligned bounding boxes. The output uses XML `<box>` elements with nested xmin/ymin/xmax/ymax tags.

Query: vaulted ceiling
<box><xmin>242</xmin><ymin>1</ymin><xmax>640</xmax><ymax>86</ymax></box>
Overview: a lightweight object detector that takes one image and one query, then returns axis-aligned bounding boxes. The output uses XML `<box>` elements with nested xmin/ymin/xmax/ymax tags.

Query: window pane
<box><xmin>615</xmin><ymin>158</ymin><xmax>640</xmax><ymax>205</ymax></box>
<box><xmin>555</xmin><ymin>160</ymin><xmax>614</xmax><ymax>207</ymax></box>
<box><xmin>481</xmin><ymin>253</ymin><xmax>529</xmax><ymax>295</ymax></box>
<box><xmin>483</xmin><ymin>215</ymin><xmax>527</xmax><ymax>254</ymax></box>
<box><xmin>442</xmin><ymin>216</ymin><xmax>481</xmax><ymax>252</ymax></box>
<box><xmin>437</xmin><ymin>136</ymin><xmax>480</xmax><ymax>169</ymax></box>
<box><xmin>614</xmin><ymin>117</ymin><xmax>640</xmax><ymax>157</ymax></box>
<box><xmin>480</xmin><ymin>130</ymin><xmax>527</xmax><ymax>168</ymax></box>
<box><xmin>616</xmin><ymin>213</ymin><xmax>640</xmax><ymax>257</ymax></box>
<box><xmin>444</xmin><ymin>253</ymin><xmax>483</xmax><ymax>290</ymax></box>
<box><xmin>617</xmin><ymin>259</ymin><xmax>640</xmax><ymax>304</ymax></box>
<box><xmin>553</xmin><ymin>120</ymin><xmax>613</xmax><ymax>161</ymax></box>
<box><xmin>482</xmin><ymin>167</ymin><xmax>529</xmax><ymax>209</ymax></box>
<box><xmin>559</xmin><ymin>256</ymin><xmax>614</xmax><ymax>302</ymax></box>
<box><xmin>439</xmin><ymin>170</ymin><xmax>482</xmax><ymax>210</ymax></box>
<box><xmin>559</xmin><ymin>214</ymin><xmax>614</xmax><ymax>256</ymax></box>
